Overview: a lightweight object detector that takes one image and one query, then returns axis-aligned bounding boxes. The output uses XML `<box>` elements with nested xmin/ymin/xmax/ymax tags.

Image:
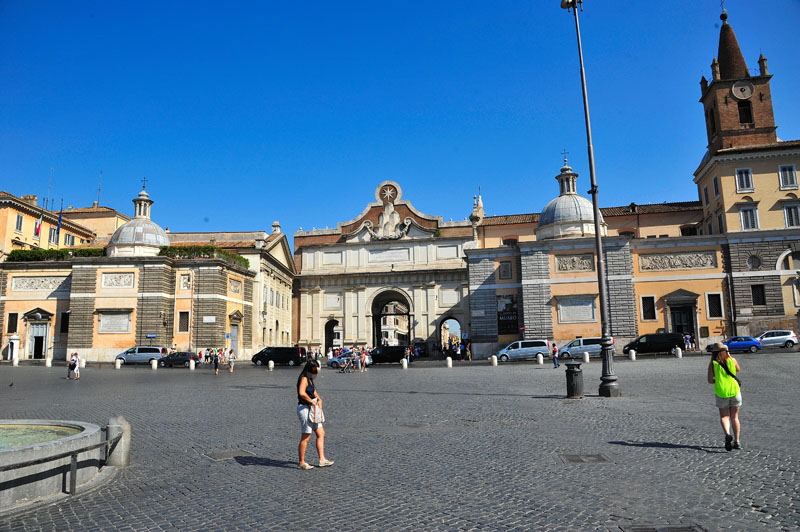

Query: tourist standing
<box><xmin>707</xmin><ymin>342</ymin><xmax>743</xmax><ymax>451</ymax></box>
<box><xmin>552</xmin><ymin>344</ymin><xmax>559</xmax><ymax>368</ymax></box>
<box><xmin>296</xmin><ymin>360</ymin><xmax>334</xmax><ymax>470</ymax></box>
<box><xmin>212</xmin><ymin>350</ymin><xmax>220</xmax><ymax>375</ymax></box>
<box><xmin>67</xmin><ymin>352</ymin><xmax>79</xmax><ymax>380</ymax></box>
<box><xmin>227</xmin><ymin>349</ymin><xmax>236</xmax><ymax>373</ymax></box>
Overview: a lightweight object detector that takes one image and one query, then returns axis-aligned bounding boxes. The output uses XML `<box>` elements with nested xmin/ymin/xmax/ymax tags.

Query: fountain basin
<box><xmin>0</xmin><ymin>420</ymin><xmax>103</xmax><ymax>511</ymax></box>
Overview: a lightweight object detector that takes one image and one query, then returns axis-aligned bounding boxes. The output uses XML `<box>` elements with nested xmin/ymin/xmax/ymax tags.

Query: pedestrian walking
<box><xmin>227</xmin><ymin>349</ymin><xmax>236</xmax><ymax>373</ymax></box>
<box><xmin>67</xmin><ymin>352</ymin><xmax>80</xmax><ymax>380</ymax></box>
<box><xmin>212</xmin><ymin>350</ymin><xmax>220</xmax><ymax>375</ymax></box>
<box><xmin>707</xmin><ymin>342</ymin><xmax>743</xmax><ymax>451</ymax></box>
<box><xmin>552</xmin><ymin>344</ymin><xmax>559</xmax><ymax>368</ymax></box>
<box><xmin>296</xmin><ymin>360</ymin><xmax>334</xmax><ymax>470</ymax></box>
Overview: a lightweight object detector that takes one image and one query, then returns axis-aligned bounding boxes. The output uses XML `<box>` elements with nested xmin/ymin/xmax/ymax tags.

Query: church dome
<box><xmin>107</xmin><ymin>187</ymin><xmax>170</xmax><ymax>257</ymax></box>
<box><xmin>536</xmin><ymin>159</ymin><xmax>606</xmax><ymax>240</ymax></box>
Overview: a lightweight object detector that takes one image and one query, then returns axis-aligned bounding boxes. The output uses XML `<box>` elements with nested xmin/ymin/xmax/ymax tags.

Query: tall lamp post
<box><xmin>560</xmin><ymin>0</ymin><xmax>620</xmax><ymax>397</ymax></box>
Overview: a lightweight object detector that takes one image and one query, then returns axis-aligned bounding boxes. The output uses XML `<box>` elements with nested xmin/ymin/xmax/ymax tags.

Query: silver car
<box><xmin>756</xmin><ymin>330</ymin><xmax>797</xmax><ymax>349</ymax></box>
<box><xmin>115</xmin><ymin>346</ymin><xmax>166</xmax><ymax>365</ymax></box>
<box><xmin>497</xmin><ymin>340</ymin><xmax>551</xmax><ymax>361</ymax></box>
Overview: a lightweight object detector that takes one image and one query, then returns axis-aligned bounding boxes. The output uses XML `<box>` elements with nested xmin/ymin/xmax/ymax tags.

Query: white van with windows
<box><xmin>497</xmin><ymin>340</ymin><xmax>551</xmax><ymax>362</ymax></box>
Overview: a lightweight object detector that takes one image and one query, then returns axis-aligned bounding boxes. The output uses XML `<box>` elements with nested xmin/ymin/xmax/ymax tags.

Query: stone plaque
<box><xmin>439</xmin><ymin>289</ymin><xmax>459</xmax><ymax>306</ymax></box>
<box><xmin>557</xmin><ymin>296</ymin><xmax>596</xmax><ymax>323</ymax></box>
<box><xmin>180</xmin><ymin>274</ymin><xmax>191</xmax><ymax>290</ymax></box>
<box><xmin>369</xmin><ymin>248</ymin><xmax>410</xmax><ymax>263</ymax></box>
<box><xmin>556</xmin><ymin>254</ymin><xmax>595</xmax><ymax>272</ymax></box>
<box><xmin>639</xmin><ymin>251</ymin><xmax>716</xmax><ymax>271</ymax></box>
<box><xmin>102</xmin><ymin>273</ymin><xmax>135</xmax><ymax>288</ymax></box>
<box><xmin>11</xmin><ymin>276</ymin><xmax>70</xmax><ymax>291</ymax></box>
<box><xmin>322</xmin><ymin>251</ymin><xmax>342</xmax><ymax>265</ymax></box>
<box><xmin>229</xmin><ymin>278</ymin><xmax>242</xmax><ymax>295</ymax></box>
<box><xmin>436</xmin><ymin>245</ymin><xmax>458</xmax><ymax>260</ymax></box>
<box><xmin>325</xmin><ymin>294</ymin><xmax>341</xmax><ymax>309</ymax></box>
<box><xmin>98</xmin><ymin>312</ymin><xmax>131</xmax><ymax>333</ymax></box>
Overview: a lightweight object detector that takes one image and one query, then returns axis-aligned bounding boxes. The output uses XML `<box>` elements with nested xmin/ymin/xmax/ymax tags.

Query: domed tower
<box><xmin>106</xmin><ymin>186</ymin><xmax>170</xmax><ymax>257</ymax></box>
<box><xmin>535</xmin><ymin>159</ymin><xmax>607</xmax><ymax>240</ymax></box>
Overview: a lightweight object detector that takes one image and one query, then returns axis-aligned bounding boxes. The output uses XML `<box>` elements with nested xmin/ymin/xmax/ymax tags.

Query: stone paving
<box><xmin>0</xmin><ymin>352</ymin><xmax>798</xmax><ymax>531</ymax></box>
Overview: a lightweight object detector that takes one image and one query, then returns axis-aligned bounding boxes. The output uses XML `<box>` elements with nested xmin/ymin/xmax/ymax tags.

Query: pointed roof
<box><xmin>717</xmin><ymin>12</ymin><xmax>749</xmax><ymax>80</ymax></box>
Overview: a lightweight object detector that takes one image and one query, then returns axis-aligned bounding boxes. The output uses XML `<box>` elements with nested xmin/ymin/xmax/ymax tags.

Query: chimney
<box><xmin>20</xmin><ymin>195</ymin><xmax>38</xmax><ymax>206</ymax></box>
<box><xmin>272</xmin><ymin>221</ymin><xmax>281</xmax><ymax>234</ymax></box>
<box><xmin>92</xmin><ymin>201</ymin><xmax>99</xmax><ymax>208</ymax></box>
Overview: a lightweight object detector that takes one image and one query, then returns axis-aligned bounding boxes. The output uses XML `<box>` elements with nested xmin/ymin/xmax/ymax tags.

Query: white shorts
<box><xmin>716</xmin><ymin>393</ymin><xmax>742</xmax><ymax>409</ymax></box>
<box><xmin>297</xmin><ymin>405</ymin><xmax>321</xmax><ymax>434</ymax></box>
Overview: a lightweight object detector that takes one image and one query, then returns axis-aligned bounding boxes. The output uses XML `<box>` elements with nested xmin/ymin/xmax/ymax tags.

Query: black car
<box><xmin>370</xmin><ymin>345</ymin><xmax>411</xmax><ymax>364</ymax></box>
<box><xmin>623</xmin><ymin>332</ymin><xmax>684</xmax><ymax>354</ymax></box>
<box><xmin>252</xmin><ymin>346</ymin><xmax>307</xmax><ymax>367</ymax></box>
<box><xmin>158</xmin><ymin>352</ymin><xmax>200</xmax><ymax>368</ymax></box>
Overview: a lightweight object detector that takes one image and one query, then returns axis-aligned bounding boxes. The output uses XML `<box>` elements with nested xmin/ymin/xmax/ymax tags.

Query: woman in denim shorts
<box><xmin>707</xmin><ymin>342</ymin><xmax>742</xmax><ymax>451</ymax></box>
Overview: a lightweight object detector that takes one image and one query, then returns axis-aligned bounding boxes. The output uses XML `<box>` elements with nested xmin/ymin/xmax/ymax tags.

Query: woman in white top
<box><xmin>227</xmin><ymin>349</ymin><xmax>236</xmax><ymax>373</ymax></box>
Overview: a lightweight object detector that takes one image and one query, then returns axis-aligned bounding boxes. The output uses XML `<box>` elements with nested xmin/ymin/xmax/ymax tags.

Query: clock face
<box><xmin>731</xmin><ymin>81</ymin><xmax>755</xmax><ymax>100</ymax></box>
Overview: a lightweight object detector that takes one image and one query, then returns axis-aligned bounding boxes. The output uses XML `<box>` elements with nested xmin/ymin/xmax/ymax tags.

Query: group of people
<box><xmin>196</xmin><ymin>347</ymin><xmax>237</xmax><ymax>374</ymax></box>
<box><xmin>326</xmin><ymin>346</ymin><xmax>371</xmax><ymax>372</ymax></box>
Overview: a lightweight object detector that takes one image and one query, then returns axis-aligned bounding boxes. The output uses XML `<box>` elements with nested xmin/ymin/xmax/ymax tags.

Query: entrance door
<box><xmin>29</xmin><ymin>322</ymin><xmax>49</xmax><ymax>359</ymax></box>
<box><xmin>230</xmin><ymin>324</ymin><xmax>239</xmax><ymax>352</ymax></box>
<box><xmin>670</xmin><ymin>306</ymin><xmax>694</xmax><ymax>335</ymax></box>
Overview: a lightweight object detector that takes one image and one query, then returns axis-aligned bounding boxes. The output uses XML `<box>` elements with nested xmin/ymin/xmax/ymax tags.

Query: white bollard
<box><xmin>189</xmin><ymin>359</ymin><xmax>196</xmax><ymax>370</ymax></box>
<box><xmin>45</xmin><ymin>357</ymin><xmax>53</xmax><ymax>368</ymax></box>
<box><xmin>446</xmin><ymin>356</ymin><xmax>452</xmax><ymax>368</ymax></box>
<box><xmin>674</xmin><ymin>347</ymin><xmax>683</xmax><ymax>359</ymax></box>
<box><xmin>583</xmin><ymin>352</ymin><xmax>590</xmax><ymax>363</ymax></box>
<box><xmin>536</xmin><ymin>353</ymin><xmax>543</xmax><ymax>365</ymax></box>
<box><xmin>150</xmin><ymin>359</ymin><xmax>158</xmax><ymax>370</ymax></box>
<box><xmin>80</xmin><ymin>358</ymin><xmax>87</xmax><ymax>369</ymax></box>
<box><xmin>490</xmin><ymin>355</ymin><xmax>498</xmax><ymax>366</ymax></box>
<box><xmin>115</xmin><ymin>359</ymin><xmax>122</xmax><ymax>369</ymax></box>
<box><xmin>628</xmin><ymin>349</ymin><xmax>636</xmax><ymax>361</ymax></box>
<box><xmin>401</xmin><ymin>359</ymin><xmax>408</xmax><ymax>369</ymax></box>
<box><xmin>268</xmin><ymin>360</ymin><xmax>274</xmax><ymax>371</ymax></box>
<box><xmin>106</xmin><ymin>415</ymin><xmax>131</xmax><ymax>468</ymax></box>
<box><xmin>12</xmin><ymin>357</ymin><xmax>19</xmax><ymax>367</ymax></box>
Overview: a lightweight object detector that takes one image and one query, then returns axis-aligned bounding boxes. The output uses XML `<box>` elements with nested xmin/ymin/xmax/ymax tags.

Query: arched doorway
<box><xmin>371</xmin><ymin>289</ymin><xmax>411</xmax><ymax>348</ymax></box>
<box><xmin>325</xmin><ymin>319</ymin><xmax>341</xmax><ymax>353</ymax></box>
<box><xmin>440</xmin><ymin>317</ymin><xmax>462</xmax><ymax>359</ymax></box>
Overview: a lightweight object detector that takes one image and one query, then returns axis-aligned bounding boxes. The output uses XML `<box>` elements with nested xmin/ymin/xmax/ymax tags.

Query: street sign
<box><xmin>146</xmin><ymin>334</ymin><xmax>157</xmax><ymax>338</ymax></box>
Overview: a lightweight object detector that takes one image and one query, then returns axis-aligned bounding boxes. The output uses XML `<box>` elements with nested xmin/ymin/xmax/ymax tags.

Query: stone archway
<box><xmin>370</xmin><ymin>289</ymin><xmax>412</xmax><ymax>348</ymax></box>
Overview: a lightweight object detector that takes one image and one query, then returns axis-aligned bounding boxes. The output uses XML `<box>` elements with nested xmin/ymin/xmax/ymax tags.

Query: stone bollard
<box><xmin>80</xmin><ymin>358</ymin><xmax>87</xmax><ymax>369</ymax></box>
<box><xmin>536</xmin><ymin>353</ymin><xmax>543</xmax><ymax>365</ymax></box>
<box><xmin>401</xmin><ymin>358</ymin><xmax>408</xmax><ymax>369</ymax></box>
<box><xmin>674</xmin><ymin>347</ymin><xmax>683</xmax><ymax>358</ymax></box>
<box><xmin>12</xmin><ymin>355</ymin><xmax>19</xmax><ymax>367</ymax></box>
<box><xmin>446</xmin><ymin>356</ymin><xmax>452</xmax><ymax>368</ymax></box>
<box><xmin>45</xmin><ymin>357</ymin><xmax>53</xmax><ymax>368</ymax></box>
<box><xmin>628</xmin><ymin>349</ymin><xmax>636</xmax><ymax>361</ymax></box>
<box><xmin>583</xmin><ymin>352</ymin><xmax>590</xmax><ymax>363</ymax></box>
<box><xmin>268</xmin><ymin>360</ymin><xmax>274</xmax><ymax>371</ymax></box>
<box><xmin>490</xmin><ymin>355</ymin><xmax>498</xmax><ymax>366</ymax></box>
<box><xmin>189</xmin><ymin>359</ymin><xmax>196</xmax><ymax>370</ymax></box>
<box><xmin>106</xmin><ymin>415</ymin><xmax>131</xmax><ymax>468</ymax></box>
<box><xmin>150</xmin><ymin>359</ymin><xmax>158</xmax><ymax>370</ymax></box>
<box><xmin>115</xmin><ymin>359</ymin><xmax>122</xmax><ymax>369</ymax></box>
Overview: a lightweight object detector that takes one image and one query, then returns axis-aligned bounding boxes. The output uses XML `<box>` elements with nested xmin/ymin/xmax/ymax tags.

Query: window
<box><xmin>779</xmin><ymin>165</ymin><xmax>798</xmax><ymax>189</ymax></box>
<box><xmin>716</xmin><ymin>210</ymin><xmax>725</xmax><ymax>233</ymax></box>
<box><xmin>640</xmin><ymin>296</ymin><xmax>657</xmax><ymax>321</ymax></box>
<box><xmin>64</xmin><ymin>234</ymin><xmax>75</xmax><ymax>246</ymax></box>
<box><xmin>713</xmin><ymin>176</ymin><xmax>720</xmax><ymax>197</ymax></box>
<box><xmin>48</xmin><ymin>227</ymin><xmax>58</xmax><ymax>244</ymax></box>
<box><xmin>738</xmin><ymin>100</ymin><xmax>753</xmax><ymax>124</ymax></box>
<box><xmin>59</xmin><ymin>312</ymin><xmax>70</xmax><ymax>334</ymax></box>
<box><xmin>735</xmin><ymin>168</ymin><xmax>753</xmax><ymax>192</ymax></box>
<box><xmin>707</xmin><ymin>107</ymin><xmax>716</xmax><ymax>134</ymax></box>
<box><xmin>498</xmin><ymin>261</ymin><xmax>512</xmax><ymax>280</ymax></box>
<box><xmin>751</xmin><ymin>284</ymin><xmax>766</xmax><ymax>306</ymax></box>
<box><xmin>270</xmin><ymin>289</ymin><xmax>274</xmax><ymax>305</ymax></box>
<box><xmin>15</xmin><ymin>214</ymin><xmax>23</xmax><ymax>232</ymax></box>
<box><xmin>706</xmin><ymin>219</ymin><xmax>713</xmax><ymax>235</ymax></box>
<box><xmin>6</xmin><ymin>313</ymin><xmax>18</xmax><ymax>333</ymax></box>
<box><xmin>740</xmin><ymin>207</ymin><xmax>758</xmax><ymax>230</ymax></box>
<box><xmin>703</xmin><ymin>186</ymin><xmax>709</xmax><ymax>205</ymax></box>
<box><xmin>680</xmin><ymin>226</ymin><xmax>698</xmax><ymax>236</ymax></box>
<box><xmin>706</xmin><ymin>293</ymin><xmax>724</xmax><ymax>319</ymax></box>
<box><xmin>785</xmin><ymin>205</ymin><xmax>800</xmax><ymax>228</ymax></box>
<box><xmin>178</xmin><ymin>311</ymin><xmax>189</xmax><ymax>332</ymax></box>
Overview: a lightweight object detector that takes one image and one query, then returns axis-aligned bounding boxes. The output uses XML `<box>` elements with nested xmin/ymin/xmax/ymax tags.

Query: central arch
<box><xmin>369</xmin><ymin>288</ymin><xmax>413</xmax><ymax>348</ymax></box>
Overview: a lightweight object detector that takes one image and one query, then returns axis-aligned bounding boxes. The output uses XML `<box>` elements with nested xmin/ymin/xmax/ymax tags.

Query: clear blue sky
<box><xmin>2</xmin><ymin>1</ymin><xmax>798</xmax><ymax>246</ymax></box>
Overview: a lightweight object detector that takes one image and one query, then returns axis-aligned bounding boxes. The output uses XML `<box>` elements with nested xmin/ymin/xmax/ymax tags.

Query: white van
<box><xmin>559</xmin><ymin>337</ymin><xmax>615</xmax><ymax>358</ymax></box>
<box><xmin>497</xmin><ymin>340</ymin><xmax>551</xmax><ymax>361</ymax></box>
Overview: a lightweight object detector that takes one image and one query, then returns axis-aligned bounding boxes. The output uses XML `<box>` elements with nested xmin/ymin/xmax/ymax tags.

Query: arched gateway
<box><xmin>294</xmin><ymin>182</ymin><xmax>473</xmax><ymax>355</ymax></box>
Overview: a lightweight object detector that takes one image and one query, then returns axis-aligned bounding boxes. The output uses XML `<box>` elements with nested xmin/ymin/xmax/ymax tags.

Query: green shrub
<box><xmin>158</xmin><ymin>246</ymin><xmax>249</xmax><ymax>269</ymax></box>
<box><xmin>5</xmin><ymin>248</ymin><xmax>105</xmax><ymax>262</ymax></box>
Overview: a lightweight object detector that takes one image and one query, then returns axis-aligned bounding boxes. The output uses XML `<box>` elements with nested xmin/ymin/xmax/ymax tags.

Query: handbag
<box><xmin>714</xmin><ymin>358</ymin><xmax>741</xmax><ymax>387</ymax></box>
<box><xmin>308</xmin><ymin>403</ymin><xmax>325</xmax><ymax>423</ymax></box>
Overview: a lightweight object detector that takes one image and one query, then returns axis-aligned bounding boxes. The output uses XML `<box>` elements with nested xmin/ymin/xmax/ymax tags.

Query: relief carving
<box><xmin>11</xmin><ymin>276</ymin><xmax>70</xmax><ymax>291</ymax></box>
<box><xmin>639</xmin><ymin>251</ymin><xmax>717</xmax><ymax>271</ymax></box>
<box><xmin>229</xmin><ymin>278</ymin><xmax>242</xmax><ymax>295</ymax></box>
<box><xmin>556</xmin><ymin>254</ymin><xmax>595</xmax><ymax>272</ymax></box>
<box><xmin>102</xmin><ymin>273</ymin><xmax>135</xmax><ymax>288</ymax></box>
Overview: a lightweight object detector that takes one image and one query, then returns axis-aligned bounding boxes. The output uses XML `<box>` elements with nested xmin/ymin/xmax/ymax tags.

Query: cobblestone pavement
<box><xmin>1</xmin><ymin>352</ymin><xmax>798</xmax><ymax>531</ymax></box>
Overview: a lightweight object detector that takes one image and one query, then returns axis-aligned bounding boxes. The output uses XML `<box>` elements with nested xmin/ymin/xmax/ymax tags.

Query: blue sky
<box><xmin>2</xmin><ymin>1</ymin><xmax>798</xmax><ymax>246</ymax></box>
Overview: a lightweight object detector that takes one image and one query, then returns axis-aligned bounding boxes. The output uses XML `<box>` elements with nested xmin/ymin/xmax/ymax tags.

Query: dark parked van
<box><xmin>623</xmin><ymin>333</ymin><xmax>684</xmax><ymax>354</ymax></box>
<box><xmin>370</xmin><ymin>345</ymin><xmax>410</xmax><ymax>364</ymax></box>
<box><xmin>251</xmin><ymin>346</ymin><xmax>307</xmax><ymax>366</ymax></box>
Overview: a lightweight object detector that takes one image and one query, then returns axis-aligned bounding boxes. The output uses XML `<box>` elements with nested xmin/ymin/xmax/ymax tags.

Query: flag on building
<box><xmin>56</xmin><ymin>211</ymin><xmax>63</xmax><ymax>237</ymax></box>
<box><xmin>33</xmin><ymin>211</ymin><xmax>43</xmax><ymax>237</ymax></box>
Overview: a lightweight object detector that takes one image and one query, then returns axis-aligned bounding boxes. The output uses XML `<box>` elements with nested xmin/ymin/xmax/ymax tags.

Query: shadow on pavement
<box><xmin>608</xmin><ymin>440</ymin><xmax>722</xmax><ymax>453</ymax></box>
<box><xmin>234</xmin><ymin>456</ymin><xmax>297</xmax><ymax>468</ymax></box>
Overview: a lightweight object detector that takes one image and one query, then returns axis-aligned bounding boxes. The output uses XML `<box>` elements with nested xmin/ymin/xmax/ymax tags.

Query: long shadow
<box><xmin>608</xmin><ymin>440</ymin><xmax>722</xmax><ymax>454</ymax></box>
<box><xmin>234</xmin><ymin>456</ymin><xmax>297</xmax><ymax>468</ymax></box>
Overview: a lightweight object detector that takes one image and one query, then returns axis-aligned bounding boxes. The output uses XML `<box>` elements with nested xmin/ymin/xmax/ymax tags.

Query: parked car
<box><xmin>497</xmin><ymin>340</ymin><xmax>551</xmax><ymax>362</ymax></box>
<box><xmin>327</xmin><ymin>352</ymin><xmax>372</xmax><ymax>369</ymax></box>
<box><xmin>370</xmin><ymin>345</ymin><xmax>411</xmax><ymax>364</ymax></box>
<box><xmin>158</xmin><ymin>351</ymin><xmax>201</xmax><ymax>367</ymax></box>
<box><xmin>622</xmin><ymin>333</ymin><xmax>683</xmax><ymax>355</ymax></box>
<box><xmin>756</xmin><ymin>330</ymin><xmax>798</xmax><ymax>349</ymax></box>
<box><xmin>115</xmin><ymin>346</ymin><xmax>166</xmax><ymax>365</ymax></box>
<box><xmin>723</xmin><ymin>336</ymin><xmax>762</xmax><ymax>353</ymax></box>
<box><xmin>560</xmin><ymin>337</ymin><xmax>615</xmax><ymax>358</ymax></box>
<box><xmin>251</xmin><ymin>346</ymin><xmax>307</xmax><ymax>366</ymax></box>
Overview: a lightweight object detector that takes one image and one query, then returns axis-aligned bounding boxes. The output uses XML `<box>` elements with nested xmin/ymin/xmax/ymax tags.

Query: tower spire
<box><xmin>717</xmin><ymin>12</ymin><xmax>749</xmax><ymax>80</ymax></box>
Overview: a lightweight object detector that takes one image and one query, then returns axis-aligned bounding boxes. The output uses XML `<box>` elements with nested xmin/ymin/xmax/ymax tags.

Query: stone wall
<box><xmin>467</xmin><ymin>255</ymin><xmax>497</xmax><ymax>343</ymax></box>
<box><xmin>68</xmin><ymin>266</ymin><xmax>97</xmax><ymax>349</ymax></box>
<box><xmin>135</xmin><ymin>263</ymin><xmax>174</xmax><ymax>345</ymax></box>
<box><xmin>604</xmin><ymin>241</ymin><xmax>637</xmax><ymax>338</ymax></box>
<box><xmin>520</xmin><ymin>248</ymin><xmax>552</xmax><ymax>339</ymax></box>
<box><xmin>194</xmin><ymin>266</ymin><xmax>227</xmax><ymax>348</ymax></box>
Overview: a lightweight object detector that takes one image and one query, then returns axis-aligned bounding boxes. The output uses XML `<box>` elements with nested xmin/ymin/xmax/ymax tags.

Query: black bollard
<box><xmin>565</xmin><ymin>362</ymin><xmax>584</xmax><ymax>399</ymax></box>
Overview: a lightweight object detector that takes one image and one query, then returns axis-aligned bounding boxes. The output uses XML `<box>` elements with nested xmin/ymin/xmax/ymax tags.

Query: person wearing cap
<box><xmin>707</xmin><ymin>342</ymin><xmax>743</xmax><ymax>451</ymax></box>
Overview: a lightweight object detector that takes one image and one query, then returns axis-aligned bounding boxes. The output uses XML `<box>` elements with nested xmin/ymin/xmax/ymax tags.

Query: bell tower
<box><xmin>699</xmin><ymin>12</ymin><xmax>777</xmax><ymax>154</ymax></box>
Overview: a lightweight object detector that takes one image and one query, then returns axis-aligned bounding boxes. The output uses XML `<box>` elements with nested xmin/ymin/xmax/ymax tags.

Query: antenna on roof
<box><xmin>97</xmin><ymin>170</ymin><xmax>103</xmax><ymax>205</ymax></box>
<box><xmin>46</xmin><ymin>168</ymin><xmax>54</xmax><ymax>209</ymax></box>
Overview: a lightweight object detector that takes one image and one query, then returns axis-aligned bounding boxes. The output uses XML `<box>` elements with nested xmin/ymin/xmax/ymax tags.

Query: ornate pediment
<box><xmin>22</xmin><ymin>307</ymin><xmax>54</xmax><ymax>321</ymax></box>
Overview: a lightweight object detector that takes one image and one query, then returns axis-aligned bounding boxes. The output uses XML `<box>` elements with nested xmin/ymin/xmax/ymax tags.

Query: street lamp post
<box><xmin>560</xmin><ymin>0</ymin><xmax>620</xmax><ymax>397</ymax></box>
